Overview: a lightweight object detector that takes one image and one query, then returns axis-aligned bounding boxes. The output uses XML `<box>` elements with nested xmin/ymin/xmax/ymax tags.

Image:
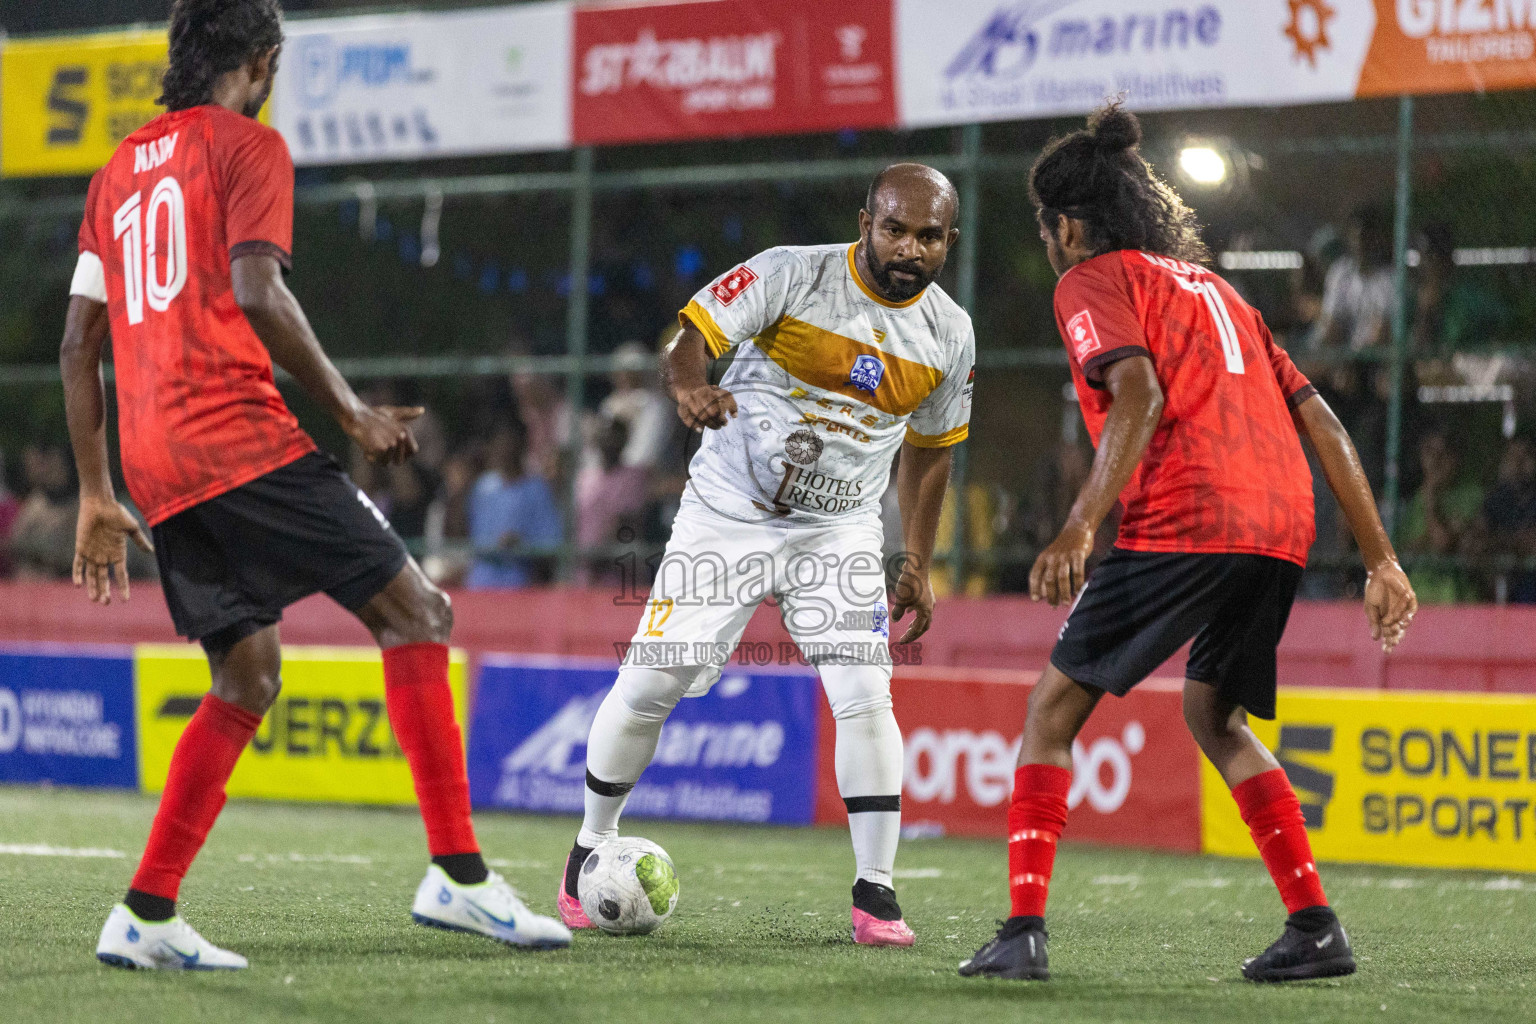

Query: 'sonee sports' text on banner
<box><xmin>1202</xmin><ymin>688</ymin><xmax>1536</xmax><ymax>872</ymax></box>
<box><xmin>572</xmin><ymin>0</ymin><xmax>896</xmax><ymax>146</ymax></box>
<box><xmin>269</xmin><ymin>1</ymin><xmax>572</xmax><ymax>166</ymax></box>
<box><xmin>136</xmin><ymin>645</ymin><xmax>468</xmax><ymax>805</ymax></box>
<box><xmin>1</xmin><ymin>30</ymin><xmax>169</xmax><ymax>177</ymax></box>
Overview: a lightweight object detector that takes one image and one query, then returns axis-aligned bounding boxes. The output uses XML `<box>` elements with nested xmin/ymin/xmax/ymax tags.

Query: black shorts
<box><xmin>152</xmin><ymin>452</ymin><xmax>409</xmax><ymax>647</ymax></box>
<box><xmin>1049</xmin><ymin>548</ymin><xmax>1303</xmax><ymax>719</ymax></box>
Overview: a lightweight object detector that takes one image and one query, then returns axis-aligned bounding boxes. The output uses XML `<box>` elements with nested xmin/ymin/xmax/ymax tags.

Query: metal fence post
<box><xmin>1384</xmin><ymin>96</ymin><xmax>1415</xmax><ymax>542</ymax></box>
<box><xmin>945</xmin><ymin>123</ymin><xmax>983</xmax><ymax>593</ymax></box>
<box><xmin>561</xmin><ymin>146</ymin><xmax>595</xmax><ymax>581</ymax></box>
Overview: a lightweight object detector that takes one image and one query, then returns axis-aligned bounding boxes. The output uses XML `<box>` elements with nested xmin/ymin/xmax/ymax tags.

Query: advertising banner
<box><xmin>0</xmin><ymin>30</ymin><xmax>168</xmax><ymax>177</ymax></box>
<box><xmin>1356</xmin><ymin>0</ymin><xmax>1536</xmax><ymax>97</ymax></box>
<box><xmin>0</xmin><ymin>646</ymin><xmax>138</xmax><ymax>789</ymax></box>
<box><xmin>269</xmin><ymin>2</ymin><xmax>572</xmax><ymax>166</ymax></box>
<box><xmin>136</xmin><ymin>645</ymin><xmax>468</xmax><ymax>804</ymax></box>
<box><xmin>895</xmin><ymin>0</ymin><xmax>1378</xmax><ymax>128</ymax></box>
<box><xmin>468</xmin><ymin>656</ymin><xmax>821</xmax><ymax>825</ymax></box>
<box><xmin>1202</xmin><ymin>688</ymin><xmax>1536</xmax><ymax>872</ymax></box>
<box><xmin>814</xmin><ymin>670</ymin><xmax>1202</xmax><ymax>851</ymax></box>
<box><xmin>572</xmin><ymin>0</ymin><xmax>896</xmax><ymax>146</ymax></box>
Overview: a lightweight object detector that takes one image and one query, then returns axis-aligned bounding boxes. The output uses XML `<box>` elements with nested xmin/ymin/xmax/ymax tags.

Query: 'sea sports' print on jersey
<box><xmin>709</xmin><ymin>264</ymin><xmax>759</xmax><ymax>306</ymax></box>
<box><xmin>1067</xmin><ymin>309</ymin><xmax>1101</xmax><ymax>361</ymax></box>
<box><xmin>848</xmin><ymin>353</ymin><xmax>886</xmax><ymax>392</ymax></box>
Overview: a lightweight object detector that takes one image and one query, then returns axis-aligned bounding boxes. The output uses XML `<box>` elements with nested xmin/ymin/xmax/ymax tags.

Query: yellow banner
<box><xmin>136</xmin><ymin>645</ymin><xmax>468</xmax><ymax>805</ymax></box>
<box><xmin>1202</xmin><ymin>688</ymin><xmax>1536</xmax><ymax>873</ymax></box>
<box><xmin>1</xmin><ymin>30</ymin><xmax>171</xmax><ymax>177</ymax></box>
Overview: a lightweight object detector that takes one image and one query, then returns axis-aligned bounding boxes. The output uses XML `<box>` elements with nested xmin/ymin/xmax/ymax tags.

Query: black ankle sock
<box><xmin>1287</xmin><ymin>905</ymin><xmax>1338</xmax><ymax>933</ymax></box>
<box><xmin>433</xmin><ymin>852</ymin><xmax>489</xmax><ymax>886</ymax></box>
<box><xmin>1003</xmin><ymin>915</ymin><xmax>1046</xmax><ymax>935</ymax></box>
<box><xmin>564</xmin><ymin>842</ymin><xmax>593</xmax><ymax>898</ymax></box>
<box><xmin>124</xmin><ymin>889</ymin><xmax>176</xmax><ymax>922</ymax></box>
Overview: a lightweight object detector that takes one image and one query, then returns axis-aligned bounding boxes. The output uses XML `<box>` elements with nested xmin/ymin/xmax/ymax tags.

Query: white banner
<box><xmin>270</xmin><ymin>2</ymin><xmax>572</xmax><ymax>166</ymax></box>
<box><xmin>896</xmin><ymin>0</ymin><xmax>1376</xmax><ymax>127</ymax></box>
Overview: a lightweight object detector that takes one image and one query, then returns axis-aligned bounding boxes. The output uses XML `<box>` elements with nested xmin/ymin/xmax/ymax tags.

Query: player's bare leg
<box><xmin>1183</xmin><ymin>681</ymin><xmax>1355</xmax><ymax>981</ymax></box>
<box><xmin>961</xmin><ymin>665</ymin><xmax>1099</xmax><ymax>980</ymax></box>
<box><xmin>355</xmin><ymin>560</ymin><xmax>570</xmax><ymax>949</ymax></box>
<box><xmin>98</xmin><ymin>625</ymin><xmax>279</xmax><ymax>969</ymax></box>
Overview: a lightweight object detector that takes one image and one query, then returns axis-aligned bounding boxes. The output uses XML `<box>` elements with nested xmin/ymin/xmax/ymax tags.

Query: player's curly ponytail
<box><xmin>1030</xmin><ymin>100</ymin><xmax>1211</xmax><ymax>265</ymax></box>
<box><xmin>159</xmin><ymin>0</ymin><xmax>284</xmax><ymax>111</ymax></box>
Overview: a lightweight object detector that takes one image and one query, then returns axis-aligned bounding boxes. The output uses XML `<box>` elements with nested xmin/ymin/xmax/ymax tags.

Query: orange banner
<box><xmin>1358</xmin><ymin>0</ymin><xmax>1536</xmax><ymax>97</ymax></box>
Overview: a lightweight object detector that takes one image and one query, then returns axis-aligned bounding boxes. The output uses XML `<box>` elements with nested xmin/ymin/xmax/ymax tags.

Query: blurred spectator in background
<box><xmin>0</xmin><ymin>448</ymin><xmax>20</xmax><ymax>578</ymax></box>
<box><xmin>1401</xmin><ymin>429</ymin><xmax>1483</xmax><ymax>603</ymax></box>
<box><xmin>511</xmin><ymin>369</ymin><xmax>574</xmax><ymax>483</ymax></box>
<box><xmin>575</xmin><ymin>417</ymin><xmax>647</xmax><ymax>587</ymax></box>
<box><xmin>1474</xmin><ymin>436</ymin><xmax>1536</xmax><ymax>603</ymax></box>
<box><xmin>422</xmin><ymin>449</ymin><xmax>479</xmax><ymax>588</ymax></box>
<box><xmin>11</xmin><ymin>443</ymin><xmax>80</xmax><ymax>579</ymax></box>
<box><xmin>382</xmin><ymin>462</ymin><xmax>435</xmax><ymax>541</ymax></box>
<box><xmin>598</xmin><ymin>341</ymin><xmax>671</xmax><ymax>471</ymax></box>
<box><xmin>1309</xmin><ymin>204</ymin><xmax>1395</xmax><ymax>352</ymax></box>
<box><xmin>1411</xmin><ymin>221</ymin><xmax>1512</xmax><ymax>355</ymax></box>
<box><xmin>467</xmin><ymin>420</ymin><xmax>562</xmax><ymax>589</ymax></box>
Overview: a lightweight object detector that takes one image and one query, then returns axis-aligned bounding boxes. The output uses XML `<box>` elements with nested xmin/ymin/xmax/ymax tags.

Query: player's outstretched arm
<box><xmin>231</xmin><ymin>253</ymin><xmax>421</xmax><ymax>464</ymax></box>
<box><xmin>60</xmin><ymin>294</ymin><xmax>153</xmax><ymax>605</ymax></box>
<box><xmin>891</xmin><ymin>443</ymin><xmax>953</xmax><ymax>643</ymax></box>
<box><xmin>1031</xmin><ymin>355</ymin><xmax>1163</xmax><ymax>606</ymax></box>
<box><xmin>1293</xmin><ymin>394</ymin><xmax>1417</xmax><ymax>650</ymax></box>
<box><xmin>666</xmin><ymin>323</ymin><xmax>737</xmax><ymax>431</ymax></box>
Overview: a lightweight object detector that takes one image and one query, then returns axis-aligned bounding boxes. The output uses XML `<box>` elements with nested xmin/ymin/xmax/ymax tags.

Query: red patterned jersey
<box><xmin>77</xmin><ymin>105</ymin><xmax>314</xmax><ymax>526</ymax></box>
<box><xmin>1055</xmin><ymin>251</ymin><xmax>1317</xmax><ymax>566</ymax></box>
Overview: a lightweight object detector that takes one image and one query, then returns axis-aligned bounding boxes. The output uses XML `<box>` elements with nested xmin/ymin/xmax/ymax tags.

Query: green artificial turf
<box><xmin>1</xmin><ymin>786</ymin><xmax>1531</xmax><ymax>1023</ymax></box>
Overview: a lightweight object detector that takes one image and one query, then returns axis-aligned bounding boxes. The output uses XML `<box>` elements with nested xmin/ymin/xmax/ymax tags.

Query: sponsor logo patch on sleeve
<box><xmin>710</xmin><ymin>265</ymin><xmax>759</xmax><ymax>306</ymax></box>
<box><xmin>1067</xmin><ymin>310</ymin><xmax>1101</xmax><ymax>362</ymax></box>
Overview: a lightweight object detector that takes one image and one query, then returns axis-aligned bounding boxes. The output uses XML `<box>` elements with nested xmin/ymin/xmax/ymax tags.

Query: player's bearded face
<box><xmin>862</xmin><ymin>226</ymin><xmax>940</xmax><ymax>301</ymax></box>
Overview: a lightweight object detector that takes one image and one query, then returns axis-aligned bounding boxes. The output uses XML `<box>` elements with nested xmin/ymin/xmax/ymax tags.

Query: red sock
<box><xmin>1007</xmin><ymin>764</ymin><xmax>1072</xmax><ymax>918</ymax></box>
<box><xmin>1232</xmin><ymin>768</ymin><xmax>1329</xmax><ymax>914</ymax></box>
<box><xmin>384</xmin><ymin>643</ymin><xmax>479</xmax><ymax>856</ymax></box>
<box><xmin>131</xmin><ymin>694</ymin><xmax>261</xmax><ymax>900</ymax></box>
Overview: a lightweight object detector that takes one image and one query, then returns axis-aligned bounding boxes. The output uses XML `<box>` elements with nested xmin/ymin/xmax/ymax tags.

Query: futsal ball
<box><xmin>577</xmin><ymin>836</ymin><xmax>679</xmax><ymax>935</ymax></box>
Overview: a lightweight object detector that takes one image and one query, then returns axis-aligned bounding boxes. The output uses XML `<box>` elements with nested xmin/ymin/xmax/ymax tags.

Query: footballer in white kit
<box><xmin>558</xmin><ymin>164</ymin><xmax>974</xmax><ymax>946</ymax></box>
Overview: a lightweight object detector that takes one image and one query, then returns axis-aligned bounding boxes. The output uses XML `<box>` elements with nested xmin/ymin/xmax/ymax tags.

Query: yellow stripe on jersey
<box><xmin>845</xmin><ymin>244</ymin><xmax>925</xmax><ymax>309</ymax></box>
<box><xmin>905</xmin><ymin>423</ymin><xmax>969</xmax><ymax>448</ymax></box>
<box><xmin>679</xmin><ymin>301</ymin><xmax>733</xmax><ymax>357</ymax></box>
<box><xmin>753</xmin><ymin>315</ymin><xmax>943</xmax><ymax>417</ymax></box>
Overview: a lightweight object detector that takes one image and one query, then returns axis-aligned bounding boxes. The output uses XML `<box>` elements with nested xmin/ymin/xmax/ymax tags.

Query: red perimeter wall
<box><xmin>1</xmin><ymin>582</ymin><xmax>1532</xmax><ymax>693</ymax></box>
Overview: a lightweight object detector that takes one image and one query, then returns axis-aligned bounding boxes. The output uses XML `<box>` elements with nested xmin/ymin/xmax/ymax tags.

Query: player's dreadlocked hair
<box><xmin>1030</xmin><ymin>101</ymin><xmax>1211</xmax><ymax>265</ymax></box>
<box><xmin>159</xmin><ymin>0</ymin><xmax>284</xmax><ymax>111</ymax></box>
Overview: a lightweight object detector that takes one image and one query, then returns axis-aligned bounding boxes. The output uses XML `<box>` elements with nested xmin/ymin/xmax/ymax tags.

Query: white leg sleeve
<box><xmin>820</xmin><ymin>664</ymin><xmax>903</xmax><ymax>887</ymax></box>
<box><xmin>578</xmin><ymin>666</ymin><xmax>690</xmax><ymax>849</ymax></box>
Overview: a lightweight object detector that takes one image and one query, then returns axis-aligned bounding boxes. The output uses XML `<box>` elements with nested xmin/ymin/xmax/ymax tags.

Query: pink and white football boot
<box><xmin>850</xmin><ymin>879</ymin><xmax>916</xmax><ymax>947</ymax></box>
<box><xmin>557</xmin><ymin>846</ymin><xmax>595</xmax><ymax>929</ymax></box>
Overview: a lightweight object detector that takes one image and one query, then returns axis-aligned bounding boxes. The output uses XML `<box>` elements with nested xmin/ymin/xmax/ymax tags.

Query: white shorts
<box><xmin>624</xmin><ymin>505</ymin><xmax>892</xmax><ymax>694</ymax></box>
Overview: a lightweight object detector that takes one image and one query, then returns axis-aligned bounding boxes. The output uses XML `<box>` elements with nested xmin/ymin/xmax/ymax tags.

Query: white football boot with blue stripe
<box><xmin>410</xmin><ymin>864</ymin><xmax>572</xmax><ymax>949</ymax></box>
<box><xmin>95</xmin><ymin>904</ymin><xmax>249</xmax><ymax>970</ymax></box>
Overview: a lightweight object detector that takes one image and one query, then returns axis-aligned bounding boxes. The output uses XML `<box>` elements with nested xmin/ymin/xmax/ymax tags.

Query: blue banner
<box><xmin>0</xmin><ymin>646</ymin><xmax>138</xmax><ymax>789</ymax></box>
<box><xmin>468</xmin><ymin>657</ymin><xmax>821</xmax><ymax>826</ymax></box>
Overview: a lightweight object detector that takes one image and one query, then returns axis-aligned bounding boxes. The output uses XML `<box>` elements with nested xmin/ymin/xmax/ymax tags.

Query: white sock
<box><xmin>577</xmin><ymin>666</ymin><xmax>688</xmax><ymax>849</ymax></box>
<box><xmin>821</xmin><ymin>664</ymin><xmax>903</xmax><ymax>888</ymax></box>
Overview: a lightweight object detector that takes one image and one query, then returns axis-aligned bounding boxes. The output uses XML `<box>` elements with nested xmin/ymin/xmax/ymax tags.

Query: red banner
<box><xmin>815</xmin><ymin>669</ymin><xmax>1201</xmax><ymax>852</ymax></box>
<box><xmin>572</xmin><ymin>0</ymin><xmax>896</xmax><ymax>146</ymax></box>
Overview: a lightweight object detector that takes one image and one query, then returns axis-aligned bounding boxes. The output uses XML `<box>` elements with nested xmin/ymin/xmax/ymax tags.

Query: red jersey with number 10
<box><xmin>1055</xmin><ymin>250</ymin><xmax>1317</xmax><ymax>566</ymax></box>
<box><xmin>78</xmin><ymin>104</ymin><xmax>315</xmax><ymax>527</ymax></box>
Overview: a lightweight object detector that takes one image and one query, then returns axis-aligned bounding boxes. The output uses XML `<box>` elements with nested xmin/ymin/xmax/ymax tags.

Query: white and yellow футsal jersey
<box><xmin>679</xmin><ymin>242</ymin><xmax>975</xmax><ymax>526</ymax></box>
